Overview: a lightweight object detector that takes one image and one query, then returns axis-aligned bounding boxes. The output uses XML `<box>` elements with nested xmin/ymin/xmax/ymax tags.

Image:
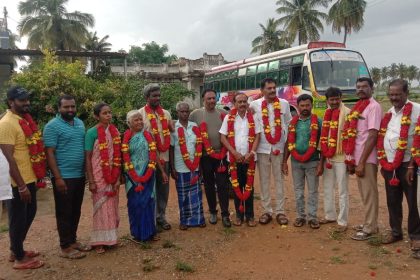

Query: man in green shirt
<box><xmin>282</xmin><ymin>94</ymin><xmax>322</xmax><ymax>229</ymax></box>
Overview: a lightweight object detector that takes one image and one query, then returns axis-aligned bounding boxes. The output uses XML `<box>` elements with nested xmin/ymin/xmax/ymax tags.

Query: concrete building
<box><xmin>111</xmin><ymin>53</ymin><xmax>226</xmax><ymax>108</ymax></box>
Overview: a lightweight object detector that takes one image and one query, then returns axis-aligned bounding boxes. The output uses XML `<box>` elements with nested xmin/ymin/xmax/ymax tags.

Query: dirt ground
<box><xmin>1</xmin><ymin>167</ymin><xmax>419</xmax><ymax>280</ymax></box>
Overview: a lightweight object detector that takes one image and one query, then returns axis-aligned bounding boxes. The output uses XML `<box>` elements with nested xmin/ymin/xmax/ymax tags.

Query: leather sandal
<box><xmin>381</xmin><ymin>232</ymin><xmax>403</xmax><ymax>244</ymax></box>
<box><xmin>308</xmin><ymin>219</ymin><xmax>320</xmax><ymax>229</ymax></box>
<box><xmin>276</xmin><ymin>214</ymin><xmax>289</xmax><ymax>225</ymax></box>
<box><xmin>293</xmin><ymin>218</ymin><xmax>306</xmax><ymax>227</ymax></box>
<box><xmin>259</xmin><ymin>213</ymin><xmax>272</xmax><ymax>225</ymax></box>
<box><xmin>13</xmin><ymin>259</ymin><xmax>44</xmax><ymax>270</ymax></box>
<box><xmin>233</xmin><ymin>218</ymin><xmax>242</xmax><ymax>226</ymax></box>
<box><xmin>9</xmin><ymin>250</ymin><xmax>40</xmax><ymax>262</ymax></box>
<box><xmin>247</xmin><ymin>218</ymin><xmax>257</xmax><ymax>227</ymax></box>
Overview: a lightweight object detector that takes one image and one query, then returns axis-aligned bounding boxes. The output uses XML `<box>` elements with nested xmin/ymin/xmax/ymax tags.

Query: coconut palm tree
<box><xmin>396</xmin><ymin>63</ymin><xmax>407</xmax><ymax>79</ymax></box>
<box><xmin>327</xmin><ymin>0</ymin><xmax>366</xmax><ymax>44</ymax></box>
<box><xmin>406</xmin><ymin>65</ymin><xmax>419</xmax><ymax>85</ymax></box>
<box><xmin>84</xmin><ymin>31</ymin><xmax>112</xmax><ymax>73</ymax></box>
<box><xmin>380</xmin><ymin>66</ymin><xmax>389</xmax><ymax>84</ymax></box>
<box><xmin>18</xmin><ymin>0</ymin><xmax>94</xmax><ymax>50</ymax></box>
<box><xmin>370</xmin><ymin>67</ymin><xmax>381</xmax><ymax>87</ymax></box>
<box><xmin>276</xmin><ymin>0</ymin><xmax>331</xmax><ymax>45</ymax></box>
<box><xmin>251</xmin><ymin>18</ymin><xmax>290</xmax><ymax>55</ymax></box>
<box><xmin>389</xmin><ymin>63</ymin><xmax>398</xmax><ymax>80</ymax></box>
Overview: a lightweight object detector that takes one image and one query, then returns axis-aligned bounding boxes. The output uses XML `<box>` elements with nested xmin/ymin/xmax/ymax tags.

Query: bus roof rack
<box><xmin>308</xmin><ymin>41</ymin><xmax>346</xmax><ymax>49</ymax></box>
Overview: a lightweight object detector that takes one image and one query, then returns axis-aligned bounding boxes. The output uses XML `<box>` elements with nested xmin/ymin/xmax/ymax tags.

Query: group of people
<box><xmin>1</xmin><ymin>76</ymin><xmax>420</xmax><ymax>270</ymax></box>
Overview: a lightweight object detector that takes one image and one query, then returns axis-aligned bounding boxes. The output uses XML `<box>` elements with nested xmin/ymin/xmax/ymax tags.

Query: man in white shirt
<box><xmin>220</xmin><ymin>93</ymin><xmax>261</xmax><ymax>226</ymax></box>
<box><xmin>379</xmin><ymin>79</ymin><xmax>420</xmax><ymax>260</ymax></box>
<box><xmin>250</xmin><ymin>78</ymin><xmax>292</xmax><ymax>225</ymax></box>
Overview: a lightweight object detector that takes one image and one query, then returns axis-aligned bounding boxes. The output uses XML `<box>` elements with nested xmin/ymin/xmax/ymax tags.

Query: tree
<box><xmin>251</xmin><ymin>18</ymin><xmax>290</xmax><ymax>55</ymax></box>
<box><xmin>380</xmin><ymin>66</ymin><xmax>389</xmax><ymax>83</ymax></box>
<box><xmin>127</xmin><ymin>41</ymin><xmax>178</xmax><ymax>64</ymax></box>
<box><xmin>84</xmin><ymin>31</ymin><xmax>112</xmax><ymax>74</ymax></box>
<box><xmin>327</xmin><ymin>0</ymin><xmax>366</xmax><ymax>44</ymax></box>
<box><xmin>406</xmin><ymin>65</ymin><xmax>419</xmax><ymax>85</ymax></box>
<box><xmin>276</xmin><ymin>0</ymin><xmax>330</xmax><ymax>45</ymax></box>
<box><xmin>396</xmin><ymin>63</ymin><xmax>407</xmax><ymax>79</ymax></box>
<box><xmin>370</xmin><ymin>67</ymin><xmax>381</xmax><ymax>86</ymax></box>
<box><xmin>389</xmin><ymin>63</ymin><xmax>398</xmax><ymax>80</ymax></box>
<box><xmin>18</xmin><ymin>0</ymin><xmax>94</xmax><ymax>50</ymax></box>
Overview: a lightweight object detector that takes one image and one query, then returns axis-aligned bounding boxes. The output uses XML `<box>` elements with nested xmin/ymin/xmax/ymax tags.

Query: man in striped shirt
<box><xmin>43</xmin><ymin>95</ymin><xmax>90</xmax><ymax>259</ymax></box>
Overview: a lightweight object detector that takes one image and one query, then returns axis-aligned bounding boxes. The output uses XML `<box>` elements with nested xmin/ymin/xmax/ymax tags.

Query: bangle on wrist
<box><xmin>18</xmin><ymin>187</ymin><xmax>28</xmax><ymax>193</ymax></box>
<box><xmin>407</xmin><ymin>166</ymin><xmax>415</xmax><ymax>169</ymax></box>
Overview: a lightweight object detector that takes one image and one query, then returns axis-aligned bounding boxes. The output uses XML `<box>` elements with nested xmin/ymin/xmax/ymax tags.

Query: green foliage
<box><xmin>175</xmin><ymin>261</ymin><xmax>194</xmax><ymax>272</ymax></box>
<box><xmin>6</xmin><ymin>51</ymin><xmax>195</xmax><ymax>131</ymax></box>
<box><xmin>127</xmin><ymin>41</ymin><xmax>178</xmax><ymax>64</ymax></box>
<box><xmin>251</xmin><ymin>18</ymin><xmax>290</xmax><ymax>55</ymax></box>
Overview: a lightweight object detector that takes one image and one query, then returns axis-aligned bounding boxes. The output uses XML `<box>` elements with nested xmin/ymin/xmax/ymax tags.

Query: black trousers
<box><xmin>234</xmin><ymin>163</ymin><xmax>254</xmax><ymax>220</ymax></box>
<box><xmin>382</xmin><ymin>163</ymin><xmax>420</xmax><ymax>240</ymax></box>
<box><xmin>52</xmin><ymin>177</ymin><xmax>85</xmax><ymax>249</ymax></box>
<box><xmin>155</xmin><ymin>162</ymin><xmax>170</xmax><ymax>224</ymax></box>
<box><xmin>6</xmin><ymin>183</ymin><xmax>37</xmax><ymax>261</ymax></box>
<box><xmin>200</xmin><ymin>156</ymin><xmax>230</xmax><ymax>217</ymax></box>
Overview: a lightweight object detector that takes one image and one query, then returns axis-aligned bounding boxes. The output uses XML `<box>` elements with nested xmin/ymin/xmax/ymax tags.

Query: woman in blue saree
<box><xmin>123</xmin><ymin>110</ymin><xmax>166</xmax><ymax>242</ymax></box>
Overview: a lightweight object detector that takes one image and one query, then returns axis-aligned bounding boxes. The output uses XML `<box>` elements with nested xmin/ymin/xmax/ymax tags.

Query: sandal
<box><xmin>9</xmin><ymin>250</ymin><xmax>40</xmax><ymax>262</ymax></box>
<box><xmin>412</xmin><ymin>250</ymin><xmax>420</xmax><ymax>259</ymax></box>
<box><xmin>247</xmin><ymin>218</ymin><xmax>257</xmax><ymax>227</ymax></box>
<box><xmin>233</xmin><ymin>218</ymin><xmax>242</xmax><ymax>226</ymax></box>
<box><xmin>381</xmin><ymin>231</ymin><xmax>403</xmax><ymax>244</ymax></box>
<box><xmin>60</xmin><ymin>249</ymin><xmax>86</xmax><ymax>259</ymax></box>
<box><xmin>152</xmin><ymin>235</ymin><xmax>160</xmax><ymax>242</ymax></box>
<box><xmin>72</xmin><ymin>242</ymin><xmax>92</xmax><ymax>252</ymax></box>
<box><xmin>159</xmin><ymin>221</ymin><xmax>172</xmax><ymax>230</ymax></box>
<box><xmin>276</xmin><ymin>214</ymin><xmax>289</xmax><ymax>225</ymax></box>
<box><xmin>179</xmin><ymin>224</ymin><xmax>188</xmax><ymax>230</ymax></box>
<box><xmin>13</xmin><ymin>259</ymin><xmax>44</xmax><ymax>270</ymax></box>
<box><xmin>95</xmin><ymin>246</ymin><xmax>105</xmax><ymax>254</ymax></box>
<box><xmin>293</xmin><ymin>218</ymin><xmax>306</xmax><ymax>227</ymax></box>
<box><xmin>351</xmin><ymin>231</ymin><xmax>372</xmax><ymax>241</ymax></box>
<box><xmin>308</xmin><ymin>219</ymin><xmax>320</xmax><ymax>229</ymax></box>
<box><xmin>352</xmin><ymin>224</ymin><xmax>364</xmax><ymax>231</ymax></box>
<box><xmin>259</xmin><ymin>213</ymin><xmax>272</xmax><ymax>225</ymax></box>
<box><xmin>199</xmin><ymin>223</ymin><xmax>206</xmax><ymax>228</ymax></box>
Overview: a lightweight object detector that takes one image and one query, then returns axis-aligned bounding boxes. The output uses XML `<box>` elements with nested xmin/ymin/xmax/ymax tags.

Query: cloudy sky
<box><xmin>3</xmin><ymin>0</ymin><xmax>420</xmax><ymax>68</ymax></box>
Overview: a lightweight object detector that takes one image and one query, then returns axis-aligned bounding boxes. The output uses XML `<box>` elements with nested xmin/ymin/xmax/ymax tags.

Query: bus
<box><xmin>203</xmin><ymin>41</ymin><xmax>370</xmax><ymax>115</ymax></box>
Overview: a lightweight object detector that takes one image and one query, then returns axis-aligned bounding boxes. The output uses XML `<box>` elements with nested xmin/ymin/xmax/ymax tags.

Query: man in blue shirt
<box><xmin>43</xmin><ymin>95</ymin><xmax>89</xmax><ymax>259</ymax></box>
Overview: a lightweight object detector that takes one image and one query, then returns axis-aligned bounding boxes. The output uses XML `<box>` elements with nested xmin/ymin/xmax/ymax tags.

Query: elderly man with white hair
<box><xmin>138</xmin><ymin>83</ymin><xmax>172</xmax><ymax>231</ymax></box>
<box><xmin>170</xmin><ymin>102</ymin><xmax>205</xmax><ymax>230</ymax></box>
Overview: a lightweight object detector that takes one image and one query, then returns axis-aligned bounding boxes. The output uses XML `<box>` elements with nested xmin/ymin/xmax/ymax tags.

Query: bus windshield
<box><xmin>310</xmin><ymin>50</ymin><xmax>369</xmax><ymax>92</ymax></box>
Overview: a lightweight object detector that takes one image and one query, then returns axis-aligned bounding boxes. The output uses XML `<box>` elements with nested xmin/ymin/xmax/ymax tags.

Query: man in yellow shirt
<box><xmin>0</xmin><ymin>86</ymin><xmax>44</xmax><ymax>269</ymax></box>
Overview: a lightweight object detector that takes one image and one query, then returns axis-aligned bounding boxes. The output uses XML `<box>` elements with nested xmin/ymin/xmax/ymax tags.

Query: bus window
<box><xmin>229</xmin><ymin>78</ymin><xmax>238</xmax><ymax>91</ymax></box>
<box><xmin>266</xmin><ymin>71</ymin><xmax>279</xmax><ymax>84</ymax></box>
<box><xmin>221</xmin><ymin>80</ymin><xmax>228</xmax><ymax>92</ymax></box>
<box><xmin>280</xmin><ymin>58</ymin><xmax>292</xmax><ymax>66</ymax></box>
<box><xmin>268</xmin><ymin>60</ymin><xmax>279</xmax><ymax>71</ymax></box>
<box><xmin>246</xmin><ymin>75</ymin><xmax>256</xmax><ymax>89</ymax></box>
<box><xmin>279</xmin><ymin>69</ymin><xmax>289</xmax><ymax>86</ymax></box>
<box><xmin>291</xmin><ymin>65</ymin><xmax>302</xmax><ymax>86</ymax></box>
<box><xmin>257</xmin><ymin>72</ymin><xmax>267</xmax><ymax>86</ymax></box>
<box><xmin>247</xmin><ymin>65</ymin><xmax>257</xmax><ymax>76</ymax></box>
<box><xmin>239</xmin><ymin>76</ymin><xmax>246</xmax><ymax>90</ymax></box>
<box><xmin>238</xmin><ymin>67</ymin><xmax>247</xmax><ymax>76</ymax></box>
<box><xmin>292</xmin><ymin>55</ymin><xmax>304</xmax><ymax>64</ymax></box>
<box><xmin>257</xmin><ymin>63</ymin><xmax>268</xmax><ymax>73</ymax></box>
<box><xmin>214</xmin><ymin>81</ymin><xmax>220</xmax><ymax>92</ymax></box>
<box><xmin>302</xmin><ymin>66</ymin><xmax>310</xmax><ymax>90</ymax></box>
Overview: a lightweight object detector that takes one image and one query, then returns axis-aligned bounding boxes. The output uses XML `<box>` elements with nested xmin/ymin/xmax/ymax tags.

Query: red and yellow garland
<box><xmin>177</xmin><ymin>125</ymin><xmax>203</xmax><ymax>185</ymax></box>
<box><xmin>19</xmin><ymin>113</ymin><xmax>47</xmax><ymax>188</ymax></box>
<box><xmin>200</xmin><ymin>119</ymin><xmax>228</xmax><ymax>172</ymax></box>
<box><xmin>144</xmin><ymin>105</ymin><xmax>171</xmax><ymax>153</ymax></box>
<box><xmin>377</xmin><ymin>102</ymin><xmax>413</xmax><ymax>186</ymax></box>
<box><xmin>97</xmin><ymin>124</ymin><xmax>121</xmax><ymax>196</ymax></box>
<box><xmin>287</xmin><ymin>114</ymin><xmax>319</xmax><ymax>162</ymax></box>
<box><xmin>411</xmin><ymin>115</ymin><xmax>420</xmax><ymax>166</ymax></box>
<box><xmin>320</xmin><ymin>108</ymin><xmax>340</xmax><ymax>169</ymax></box>
<box><xmin>342</xmin><ymin>99</ymin><xmax>370</xmax><ymax>165</ymax></box>
<box><xmin>261</xmin><ymin>98</ymin><xmax>282</xmax><ymax>148</ymax></box>
<box><xmin>122</xmin><ymin>130</ymin><xmax>157</xmax><ymax>192</ymax></box>
<box><xmin>227</xmin><ymin>108</ymin><xmax>256</xmax><ymax>213</ymax></box>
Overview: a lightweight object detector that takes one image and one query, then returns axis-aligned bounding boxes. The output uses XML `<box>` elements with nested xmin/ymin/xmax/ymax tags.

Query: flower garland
<box><xmin>342</xmin><ymin>99</ymin><xmax>370</xmax><ymax>165</ymax></box>
<box><xmin>19</xmin><ymin>114</ymin><xmax>47</xmax><ymax>188</ymax></box>
<box><xmin>227</xmin><ymin>108</ymin><xmax>256</xmax><ymax>213</ymax></box>
<box><xmin>411</xmin><ymin>115</ymin><xmax>420</xmax><ymax>166</ymax></box>
<box><xmin>261</xmin><ymin>98</ymin><xmax>282</xmax><ymax>149</ymax></box>
<box><xmin>287</xmin><ymin>114</ymin><xmax>319</xmax><ymax>162</ymax></box>
<box><xmin>200</xmin><ymin>121</ymin><xmax>228</xmax><ymax>172</ymax></box>
<box><xmin>97</xmin><ymin>124</ymin><xmax>121</xmax><ymax>196</ymax></box>
<box><xmin>122</xmin><ymin>129</ymin><xmax>157</xmax><ymax>192</ymax></box>
<box><xmin>320</xmin><ymin>108</ymin><xmax>340</xmax><ymax>169</ymax></box>
<box><xmin>177</xmin><ymin>125</ymin><xmax>203</xmax><ymax>185</ymax></box>
<box><xmin>144</xmin><ymin>105</ymin><xmax>171</xmax><ymax>153</ymax></box>
<box><xmin>377</xmin><ymin>102</ymin><xmax>413</xmax><ymax>186</ymax></box>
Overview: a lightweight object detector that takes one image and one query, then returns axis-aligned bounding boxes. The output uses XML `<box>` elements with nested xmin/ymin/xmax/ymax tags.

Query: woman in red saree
<box><xmin>85</xmin><ymin>103</ymin><xmax>121</xmax><ymax>254</ymax></box>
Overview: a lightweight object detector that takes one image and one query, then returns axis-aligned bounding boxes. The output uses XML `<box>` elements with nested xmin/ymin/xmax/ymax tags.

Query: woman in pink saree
<box><xmin>85</xmin><ymin>103</ymin><xmax>121</xmax><ymax>254</ymax></box>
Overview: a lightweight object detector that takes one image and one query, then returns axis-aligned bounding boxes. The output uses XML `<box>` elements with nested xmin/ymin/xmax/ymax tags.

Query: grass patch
<box><xmin>0</xmin><ymin>225</ymin><xmax>9</xmax><ymax>233</ymax></box>
<box><xmin>368</xmin><ymin>264</ymin><xmax>378</xmax><ymax>270</ymax></box>
<box><xmin>328</xmin><ymin>230</ymin><xmax>344</xmax><ymax>241</ymax></box>
<box><xmin>163</xmin><ymin>240</ymin><xmax>176</xmax><ymax>249</ymax></box>
<box><xmin>330</xmin><ymin>256</ymin><xmax>346</xmax><ymax>264</ymax></box>
<box><xmin>143</xmin><ymin>263</ymin><xmax>159</xmax><ymax>272</ymax></box>
<box><xmin>222</xmin><ymin>227</ymin><xmax>236</xmax><ymax>237</ymax></box>
<box><xmin>139</xmin><ymin>242</ymin><xmax>152</xmax><ymax>250</ymax></box>
<box><xmin>332</xmin><ymin>247</ymin><xmax>340</xmax><ymax>252</ymax></box>
<box><xmin>176</xmin><ymin>261</ymin><xmax>194</xmax><ymax>272</ymax></box>
<box><xmin>371</xmin><ymin>246</ymin><xmax>390</xmax><ymax>258</ymax></box>
<box><xmin>142</xmin><ymin>257</ymin><xmax>152</xmax><ymax>264</ymax></box>
<box><xmin>367</xmin><ymin>235</ymin><xmax>383</xmax><ymax>247</ymax></box>
<box><xmin>383</xmin><ymin>260</ymin><xmax>394</xmax><ymax>268</ymax></box>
